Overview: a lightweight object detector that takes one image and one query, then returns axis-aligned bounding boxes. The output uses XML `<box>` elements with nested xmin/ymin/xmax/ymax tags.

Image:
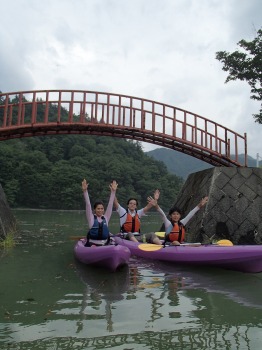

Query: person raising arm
<box><xmin>82</xmin><ymin>179</ymin><xmax>118</xmax><ymax>246</ymax></box>
<box><xmin>152</xmin><ymin>191</ymin><xmax>208</xmax><ymax>245</ymax></box>
<box><xmin>114</xmin><ymin>190</ymin><xmax>162</xmax><ymax>245</ymax></box>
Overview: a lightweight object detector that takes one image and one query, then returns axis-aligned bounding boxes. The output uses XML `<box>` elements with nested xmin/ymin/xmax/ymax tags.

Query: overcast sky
<box><xmin>1</xmin><ymin>0</ymin><xmax>261</xmax><ymax>161</ymax></box>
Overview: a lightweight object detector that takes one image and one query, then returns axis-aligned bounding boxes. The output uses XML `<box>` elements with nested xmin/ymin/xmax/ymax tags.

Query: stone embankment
<box><xmin>174</xmin><ymin>167</ymin><xmax>262</xmax><ymax>245</ymax></box>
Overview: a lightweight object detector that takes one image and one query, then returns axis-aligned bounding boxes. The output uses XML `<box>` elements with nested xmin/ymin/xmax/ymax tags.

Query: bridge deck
<box><xmin>0</xmin><ymin>90</ymin><xmax>247</xmax><ymax>167</ymax></box>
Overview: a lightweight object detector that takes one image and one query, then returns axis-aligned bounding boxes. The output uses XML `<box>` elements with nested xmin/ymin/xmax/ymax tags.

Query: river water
<box><xmin>0</xmin><ymin>210</ymin><xmax>262</xmax><ymax>350</ymax></box>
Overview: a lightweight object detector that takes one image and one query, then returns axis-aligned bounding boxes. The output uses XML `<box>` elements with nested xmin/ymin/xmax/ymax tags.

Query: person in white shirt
<box><xmin>114</xmin><ymin>194</ymin><xmax>162</xmax><ymax>245</ymax></box>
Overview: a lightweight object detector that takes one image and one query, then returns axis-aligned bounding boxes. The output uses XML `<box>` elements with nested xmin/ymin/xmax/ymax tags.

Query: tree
<box><xmin>0</xmin><ymin>135</ymin><xmax>184</xmax><ymax>210</ymax></box>
<box><xmin>216</xmin><ymin>28</ymin><xmax>262</xmax><ymax>123</ymax></box>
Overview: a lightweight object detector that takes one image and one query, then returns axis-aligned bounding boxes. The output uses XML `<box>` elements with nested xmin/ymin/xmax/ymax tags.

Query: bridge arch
<box><xmin>0</xmin><ymin>90</ymin><xmax>247</xmax><ymax>167</ymax></box>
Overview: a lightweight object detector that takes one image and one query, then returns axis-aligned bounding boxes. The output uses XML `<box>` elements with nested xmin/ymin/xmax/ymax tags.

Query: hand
<box><xmin>147</xmin><ymin>196</ymin><xmax>158</xmax><ymax>206</ymax></box>
<box><xmin>110</xmin><ymin>180</ymin><xmax>118</xmax><ymax>192</ymax></box>
<box><xmin>171</xmin><ymin>241</ymin><xmax>181</xmax><ymax>246</ymax></box>
<box><xmin>82</xmin><ymin>179</ymin><xmax>88</xmax><ymax>192</ymax></box>
<box><xmin>199</xmin><ymin>196</ymin><xmax>208</xmax><ymax>208</ymax></box>
<box><xmin>154</xmin><ymin>189</ymin><xmax>160</xmax><ymax>201</ymax></box>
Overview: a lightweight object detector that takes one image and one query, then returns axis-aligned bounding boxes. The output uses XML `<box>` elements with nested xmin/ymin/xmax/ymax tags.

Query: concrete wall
<box><xmin>0</xmin><ymin>184</ymin><xmax>16</xmax><ymax>239</ymax></box>
<box><xmin>174</xmin><ymin>167</ymin><xmax>262</xmax><ymax>245</ymax></box>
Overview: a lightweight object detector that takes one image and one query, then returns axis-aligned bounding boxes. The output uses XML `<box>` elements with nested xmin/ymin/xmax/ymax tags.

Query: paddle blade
<box><xmin>155</xmin><ymin>231</ymin><xmax>165</xmax><ymax>238</ymax></box>
<box><xmin>217</xmin><ymin>239</ymin><xmax>233</xmax><ymax>246</ymax></box>
<box><xmin>138</xmin><ymin>244</ymin><xmax>163</xmax><ymax>251</ymax></box>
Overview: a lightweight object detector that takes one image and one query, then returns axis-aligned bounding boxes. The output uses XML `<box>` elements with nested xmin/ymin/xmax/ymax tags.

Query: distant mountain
<box><xmin>146</xmin><ymin>148</ymin><xmax>257</xmax><ymax>180</ymax></box>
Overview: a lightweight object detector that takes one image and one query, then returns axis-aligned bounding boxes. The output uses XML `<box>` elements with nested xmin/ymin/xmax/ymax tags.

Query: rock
<box><xmin>0</xmin><ymin>184</ymin><xmax>16</xmax><ymax>239</ymax></box>
<box><xmin>174</xmin><ymin>167</ymin><xmax>262</xmax><ymax>245</ymax></box>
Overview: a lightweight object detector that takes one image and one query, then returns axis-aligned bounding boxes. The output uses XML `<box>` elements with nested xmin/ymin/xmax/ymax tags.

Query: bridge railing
<box><xmin>0</xmin><ymin>90</ymin><xmax>247</xmax><ymax>166</ymax></box>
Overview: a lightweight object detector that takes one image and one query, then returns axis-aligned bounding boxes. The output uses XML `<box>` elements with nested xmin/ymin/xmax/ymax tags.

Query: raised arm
<box><xmin>142</xmin><ymin>199</ymin><xmax>155</xmax><ymax>214</ymax></box>
<box><xmin>149</xmin><ymin>189</ymin><xmax>173</xmax><ymax>230</ymax></box>
<box><xmin>181</xmin><ymin>196</ymin><xmax>209</xmax><ymax>226</ymax></box>
<box><xmin>82</xmin><ymin>179</ymin><xmax>94</xmax><ymax>228</ymax></box>
<box><xmin>114</xmin><ymin>195</ymin><xmax>119</xmax><ymax>210</ymax></box>
<box><xmin>154</xmin><ymin>189</ymin><xmax>160</xmax><ymax>201</ymax></box>
<box><xmin>198</xmin><ymin>196</ymin><xmax>208</xmax><ymax>208</ymax></box>
<box><xmin>104</xmin><ymin>180</ymin><xmax>118</xmax><ymax>222</ymax></box>
<box><xmin>145</xmin><ymin>189</ymin><xmax>160</xmax><ymax>210</ymax></box>
<box><xmin>82</xmin><ymin>178</ymin><xmax>88</xmax><ymax>192</ymax></box>
<box><xmin>155</xmin><ymin>204</ymin><xmax>172</xmax><ymax>231</ymax></box>
<box><xmin>143</xmin><ymin>189</ymin><xmax>161</xmax><ymax>214</ymax></box>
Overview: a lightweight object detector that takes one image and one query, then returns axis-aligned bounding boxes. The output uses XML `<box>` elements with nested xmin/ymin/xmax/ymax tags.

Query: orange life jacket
<box><xmin>166</xmin><ymin>222</ymin><xmax>185</xmax><ymax>243</ymax></box>
<box><xmin>121</xmin><ymin>211</ymin><xmax>140</xmax><ymax>233</ymax></box>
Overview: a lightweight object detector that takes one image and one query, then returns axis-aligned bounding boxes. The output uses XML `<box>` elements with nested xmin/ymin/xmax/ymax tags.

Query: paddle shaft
<box><xmin>69</xmin><ymin>236</ymin><xmax>85</xmax><ymax>240</ymax></box>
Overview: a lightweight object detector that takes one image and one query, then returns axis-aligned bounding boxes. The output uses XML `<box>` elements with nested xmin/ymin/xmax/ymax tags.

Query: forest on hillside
<box><xmin>0</xmin><ymin>92</ymin><xmax>183</xmax><ymax>211</ymax></box>
<box><xmin>0</xmin><ymin>135</ymin><xmax>184</xmax><ymax>211</ymax></box>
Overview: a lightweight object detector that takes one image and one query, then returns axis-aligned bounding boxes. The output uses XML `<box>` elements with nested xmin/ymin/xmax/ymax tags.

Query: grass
<box><xmin>0</xmin><ymin>228</ymin><xmax>17</xmax><ymax>249</ymax></box>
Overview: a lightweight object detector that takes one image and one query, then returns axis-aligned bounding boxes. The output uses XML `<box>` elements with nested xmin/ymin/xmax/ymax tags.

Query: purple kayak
<box><xmin>74</xmin><ymin>239</ymin><xmax>131</xmax><ymax>272</ymax></box>
<box><xmin>114</xmin><ymin>236</ymin><xmax>262</xmax><ymax>273</ymax></box>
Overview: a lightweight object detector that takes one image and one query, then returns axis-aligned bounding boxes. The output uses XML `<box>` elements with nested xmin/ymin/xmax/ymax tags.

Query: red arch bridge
<box><xmin>0</xmin><ymin>89</ymin><xmax>247</xmax><ymax>167</ymax></box>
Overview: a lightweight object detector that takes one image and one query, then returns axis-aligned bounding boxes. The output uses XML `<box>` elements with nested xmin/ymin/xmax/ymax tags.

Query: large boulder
<box><xmin>0</xmin><ymin>184</ymin><xmax>16</xmax><ymax>240</ymax></box>
<box><xmin>174</xmin><ymin>167</ymin><xmax>262</xmax><ymax>245</ymax></box>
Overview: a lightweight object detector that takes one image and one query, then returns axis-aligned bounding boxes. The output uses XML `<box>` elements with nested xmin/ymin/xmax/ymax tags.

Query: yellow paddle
<box><xmin>69</xmin><ymin>236</ymin><xmax>85</xmax><ymax>240</ymax></box>
<box><xmin>155</xmin><ymin>232</ymin><xmax>234</xmax><ymax>247</ymax></box>
<box><xmin>138</xmin><ymin>240</ymin><xmax>233</xmax><ymax>251</ymax></box>
<box><xmin>138</xmin><ymin>242</ymin><xmax>202</xmax><ymax>251</ymax></box>
<box><xmin>155</xmin><ymin>232</ymin><xmax>165</xmax><ymax>238</ymax></box>
<box><xmin>216</xmin><ymin>239</ymin><xmax>233</xmax><ymax>246</ymax></box>
<box><xmin>138</xmin><ymin>244</ymin><xmax>163</xmax><ymax>251</ymax></box>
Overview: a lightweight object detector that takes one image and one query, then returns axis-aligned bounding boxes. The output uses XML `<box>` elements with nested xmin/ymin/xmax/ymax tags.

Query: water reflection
<box><xmin>159</xmin><ymin>263</ymin><xmax>262</xmax><ymax>309</ymax></box>
<box><xmin>2</xmin><ymin>258</ymin><xmax>262</xmax><ymax>349</ymax></box>
<box><xmin>74</xmin><ymin>260</ymin><xmax>130</xmax><ymax>333</ymax></box>
<box><xmin>1</xmin><ymin>210</ymin><xmax>262</xmax><ymax>349</ymax></box>
<box><xmin>70</xmin><ymin>259</ymin><xmax>262</xmax><ymax>350</ymax></box>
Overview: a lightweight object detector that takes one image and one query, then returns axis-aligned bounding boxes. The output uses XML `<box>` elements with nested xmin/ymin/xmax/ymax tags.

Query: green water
<box><xmin>0</xmin><ymin>210</ymin><xmax>262</xmax><ymax>350</ymax></box>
